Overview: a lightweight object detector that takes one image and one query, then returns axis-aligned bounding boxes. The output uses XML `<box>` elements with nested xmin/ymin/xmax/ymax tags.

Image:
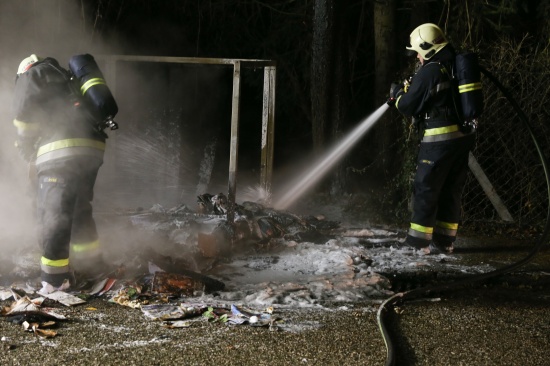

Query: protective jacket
<box><xmin>13</xmin><ymin>57</ymin><xmax>106</xmax><ymax>166</ymax></box>
<box><xmin>395</xmin><ymin>46</ymin><xmax>476</xmax><ymax>249</ymax></box>
<box><xmin>13</xmin><ymin>57</ymin><xmax>106</xmax><ymax>286</ymax></box>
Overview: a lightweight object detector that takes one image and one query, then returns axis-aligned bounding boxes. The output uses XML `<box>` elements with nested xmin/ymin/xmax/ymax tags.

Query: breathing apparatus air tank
<box><xmin>455</xmin><ymin>52</ymin><xmax>484</xmax><ymax>121</ymax></box>
<box><xmin>69</xmin><ymin>54</ymin><xmax>119</xmax><ymax>131</ymax></box>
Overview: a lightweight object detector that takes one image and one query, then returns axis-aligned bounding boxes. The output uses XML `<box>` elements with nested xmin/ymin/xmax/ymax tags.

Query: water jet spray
<box><xmin>274</xmin><ymin>103</ymin><xmax>390</xmax><ymax>210</ymax></box>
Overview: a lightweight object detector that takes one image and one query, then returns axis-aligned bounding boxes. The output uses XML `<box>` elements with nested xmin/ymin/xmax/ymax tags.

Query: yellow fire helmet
<box><xmin>17</xmin><ymin>54</ymin><xmax>42</xmax><ymax>75</ymax></box>
<box><xmin>406</xmin><ymin>23</ymin><xmax>448</xmax><ymax>60</ymax></box>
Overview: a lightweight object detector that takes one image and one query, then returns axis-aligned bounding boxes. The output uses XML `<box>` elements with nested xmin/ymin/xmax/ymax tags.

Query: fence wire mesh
<box><xmin>461</xmin><ymin>70</ymin><xmax>550</xmax><ymax>229</ymax></box>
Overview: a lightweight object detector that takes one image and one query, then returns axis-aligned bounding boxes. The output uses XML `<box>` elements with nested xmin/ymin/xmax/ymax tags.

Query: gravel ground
<box><xmin>0</xmin><ymin>300</ymin><xmax>386</xmax><ymax>366</ymax></box>
<box><xmin>1</xmin><ymin>270</ymin><xmax>549</xmax><ymax>366</ymax></box>
<box><xmin>2</xmin><ymin>202</ymin><xmax>549</xmax><ymax>365</ymax></box>
<box><xmin>392</xmin><ymin>278</ymin><xmax>550</xmax><ymax>366</ymax></box>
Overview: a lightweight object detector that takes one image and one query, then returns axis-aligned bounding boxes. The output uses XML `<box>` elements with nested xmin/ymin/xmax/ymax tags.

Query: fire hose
<box><xmin>377</xmin><ymin>66</ymin><xmax>550</xmax><ymax>366</ymax></box>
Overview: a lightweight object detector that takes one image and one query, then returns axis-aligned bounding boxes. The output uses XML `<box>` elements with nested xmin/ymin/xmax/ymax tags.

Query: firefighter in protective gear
<box><xmin>390</xmin><ymin>24</ymin><xmax>476</xmax><ymax>254</ymax></box>
<box><xmin>13</xmin><ymin>54</ymin><xmax>108</xmax><ymax>292</ymax></box>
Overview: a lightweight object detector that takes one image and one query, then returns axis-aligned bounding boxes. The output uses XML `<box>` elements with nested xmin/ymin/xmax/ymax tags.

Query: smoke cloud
<box><xmin>0</xmin><ymin>2</ymin><xmax>266</xmax><ymax>268</ymax></box>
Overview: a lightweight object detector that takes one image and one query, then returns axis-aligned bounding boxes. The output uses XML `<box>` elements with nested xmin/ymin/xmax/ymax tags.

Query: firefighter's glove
<box><xmin>14</xmin><ymin>136</ymin><xmax>38</xmax><ymax>162</ymax></box>
<box><xmin>387</xmin><ymin>82</ymin><xmax>404</xmax><ymax>106</ymax></box>
<box><xmin>390</xmin><ymin>82</ymin><xmax>405</xmax><ymax>99</ymax></box>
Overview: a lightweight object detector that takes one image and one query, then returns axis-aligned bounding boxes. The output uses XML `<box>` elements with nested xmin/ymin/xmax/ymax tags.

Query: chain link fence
<box><xmin>462</xmin><ymin>69</ymin><xmax>550</xmax><ymax>230</ymax></box>
<box><xmin>463</xmin><ymin>65</ymin><xmax>550</xmax><ymax>227</ymax></box>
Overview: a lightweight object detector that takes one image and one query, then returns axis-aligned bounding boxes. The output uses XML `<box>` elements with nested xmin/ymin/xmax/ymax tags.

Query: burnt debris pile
<box><xmin>128</xmin><ymin>193</ymin><xmax>341</xmax><ymax>259</ymax></box>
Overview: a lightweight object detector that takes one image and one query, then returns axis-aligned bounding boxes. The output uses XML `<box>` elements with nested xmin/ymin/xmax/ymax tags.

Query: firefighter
<box><xmin>389</xmin><ymin>24</ymin><xmax>476</xmax><ymax>254</ymax></box>
<box><xmin>13</xmin><ymin>54</ymin><xmax>108</xmax><ymax>293</ymax></box>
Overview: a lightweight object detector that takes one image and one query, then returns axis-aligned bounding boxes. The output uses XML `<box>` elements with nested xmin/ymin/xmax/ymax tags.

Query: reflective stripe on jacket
<box><xmin>13</xmin><ymin>118</ymin><xmax>40</xmax><ymax>138</ymax></box>
<box><xmin>36</xmin><ymin>138</ymin><xmax>105</xmax><ymax>165</ymax></box>
<box><xmin>422</xmin><ymin>125</ymin><xmax>467</xmax><ymax>142</ymax></box>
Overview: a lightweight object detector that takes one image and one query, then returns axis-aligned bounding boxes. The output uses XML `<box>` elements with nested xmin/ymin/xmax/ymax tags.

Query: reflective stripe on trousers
<box><xmin>434</xmin><ymin>220</ymin><xmax>458</xmax><ymax>237</ymax></box>
<box><xmin>41</xmin><ymin>256</ymin><xmax>70</xmax><ymax>275</ymax></box>
<box><xmin>408</xmin><ymin>223</ymin><xmax>433</xmax><ymax>241</ymax></box>
<box><xmin>37</xmin><ymin>156</ymin><xmax>102</xmax><ymax>283</ymax></box>
<box><xmin>71</xmin><ymin>239</ymin><xmax>101</xmax><ymax>260</ymax></box>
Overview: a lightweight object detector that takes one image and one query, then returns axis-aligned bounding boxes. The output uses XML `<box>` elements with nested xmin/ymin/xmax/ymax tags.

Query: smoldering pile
<box><xmin>127</xmin><ymin>193</ymin><xmax>341</xmax><ymax>259</ymax></box>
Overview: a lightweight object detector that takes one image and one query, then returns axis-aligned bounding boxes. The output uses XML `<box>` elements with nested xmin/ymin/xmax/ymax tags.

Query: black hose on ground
<box><xmin>377</xmin><ymin>66</ymin><xmax>550</xmax><ymax>366</ymax></box>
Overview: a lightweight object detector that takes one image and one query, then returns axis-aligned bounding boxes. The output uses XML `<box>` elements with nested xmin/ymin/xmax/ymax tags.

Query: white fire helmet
<box><xmin>17</xmin><ymin>54</ymin><xmax>41</xmax><ymax>75</ymax></box>
<box><xmin>406</xmin><ymin>23</ymin><xmax>448</xmax><ymax>60</ymax></box>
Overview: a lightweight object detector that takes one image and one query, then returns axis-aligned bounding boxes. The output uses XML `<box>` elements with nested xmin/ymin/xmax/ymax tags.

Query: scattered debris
<box><xmin>3</xmin><ymin>296</ymin><xmax>67</xmax><ymax>322</ymax></box>
<box><xmin>38</xmin><ymin>279</ymin><xmax>71</xmax><ymax>296</ymax></box>
<box><xmin>141</xmin><ymin>303</ymin><xmax>207</xmax><ymax>321</ymax></box>
<box><xmin>42</xmin><ymin>291</ymin><xmax>86</xmax><ymax>307</ymax></box>
<box><xmin>0</xmin><ymin>289</ymin><xmax>12</xmax><ymax>301</ymax></box>
<box><xmin>162</xmin><ymin>320</ymin><xmax>191</xmax><ymax>328</ymax></box>
<box><xmin>89</xmin><ymin>278</ymin><xmax>117</xmax><ymax>296</ymax></box>
<box><xmin>1</xmin><ymin>295</ymin><xmax>67</xmax><ymax>337</ymax></box>
<box><xmin>109</xmin><ymin>286</ymin><xmax>143</xmax><ymax>309</ymax></box>
<box><xmin>152</xmin><ymin>272</ymin><xmax>205</xmax><ymax>296</ymax></box>
<box><xmin>22</xmin><ymin>320</ymin><xmax>57</xmax><ymax>338</ymax></box>
<box><xmin>0</xmin><ymin>194</ymin><xmax>406</xmax><ymax>338</ymax></box>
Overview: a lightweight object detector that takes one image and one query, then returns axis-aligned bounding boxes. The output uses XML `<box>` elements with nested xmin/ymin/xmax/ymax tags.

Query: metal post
<box><xmin>260</xmin><ymin>66</ymin><xmax>276</xmax><ymax>199</ymax></box>
<box><xmin>101</xmin><ymin>56</ymin><xmax>118</xmax><ymax>183</ymax></box>
<box><xmin>468</xmin><ymin>152</ymin><xmax>514</xmax><ymax>222</ymax></box>
<box><xmin>227</xmin><ymin>61</ymin><xmax>241</xmax><ymax>223</ymax></box>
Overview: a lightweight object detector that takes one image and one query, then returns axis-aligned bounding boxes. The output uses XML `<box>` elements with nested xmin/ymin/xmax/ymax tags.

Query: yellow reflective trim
<box><xmin>436</xmin><ymin>221</ymin><xmax>459</xmax><ymax>230</ymax></box>
<box><xmin>71</xmin><ymin>239</ymin><xmax>100</xmax><ymax>253</ymax></box>
<box><xmin>41</xmin><ymin>256</ymin><xmax>69</xmax><ymax>267</ymax></box>
<box><xmin>410</xmin><ymin>223</ymin><xmax>433</xmax><ymax>234</ymax></box>
<box><xmin>459</xmin><ymin>82</ymin><xmax>482</xmax><ymax>93</ymax></box>
<box><xmin>395</xmin><ymin>95</ymin><xmax>402</xmax><ymax>109</ymax></box>
<box><xmin>37</xmin><ymin>139</ymin><xmax>105</xmax><ymax>157</ymax></box>
<box><xmin>81</xmin><ymin>78</ymin><xmax>106</xmax><ymax>95</ymax></box>
<box><xmin>13</xmin><ymin>119</ymin><xmax>39</xmax><ymax>131</ymax></box>
<box><xmin>424</xmin><ymin>125</ymin><xmax>459</xmax><ymax>136</ymax></box>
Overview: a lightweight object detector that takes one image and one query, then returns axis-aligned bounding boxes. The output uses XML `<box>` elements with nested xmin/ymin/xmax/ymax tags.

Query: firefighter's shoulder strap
<box><xmin>427</xmin><ymin>61</ymin><xmax>453</xmax><ymax>97</ymax></box>
<box><xmin>37</xmin><ymin>58</ymin><xmax>76</xmax><ymax>97</ymax></box>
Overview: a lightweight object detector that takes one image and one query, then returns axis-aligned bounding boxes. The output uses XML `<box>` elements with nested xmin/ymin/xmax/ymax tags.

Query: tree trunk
<box><xmin>368</xmin><ymin>0</ymin><xmax>397</xmax><ymax>183</ymax></box>
<box><xmin>310</xmin><ymin>0</ymin><xmax>335</xmax><ymax>152</ymax></box>
<box><xmin>329</xmin><ymin>2</ymin><xmax>350</xmax><ymax>195</ymax></box>
<box><xmin>311</xmin><ymin>0</ymin><xmax>351</xmax><ymax>196</ymax></box>
<box><xmin>374</xmin><ymin>1</ymin><xmax>396</xmax><ymax>106</ymax></box>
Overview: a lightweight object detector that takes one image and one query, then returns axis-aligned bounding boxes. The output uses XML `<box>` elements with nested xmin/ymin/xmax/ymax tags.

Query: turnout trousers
<box><xmin>37</xmin><ymin>156</ymin><xmax>103</xmax><ymax>286</ymax></box>
<box><xmin>406</xmin><ymin>134</ymin><xmax>475</xmax><ymax>249</ymax></box>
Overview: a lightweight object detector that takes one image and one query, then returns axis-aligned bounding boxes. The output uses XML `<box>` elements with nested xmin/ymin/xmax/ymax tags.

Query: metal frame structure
<box><xmin>99</xmin><ymin>55</ymin><xmax>276</xmax><ymax>221</ymax></box>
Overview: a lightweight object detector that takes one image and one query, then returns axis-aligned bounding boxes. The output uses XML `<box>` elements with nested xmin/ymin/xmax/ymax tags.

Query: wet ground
<box><xmin>0</xmin><ymin>268</ymin><xmax>549</xmax><ymax>366</ymax></box>
<box><xmin>1</xmin><ymin>203</ymin><xmax>550</xmax><ymax>365</ymax></box>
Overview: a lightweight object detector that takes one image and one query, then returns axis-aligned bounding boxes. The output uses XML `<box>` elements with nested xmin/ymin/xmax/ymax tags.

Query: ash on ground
<box><xmin>3</xmin><ymin>193</ymin><xmax>494</xmax><ymax>309</ymax></box>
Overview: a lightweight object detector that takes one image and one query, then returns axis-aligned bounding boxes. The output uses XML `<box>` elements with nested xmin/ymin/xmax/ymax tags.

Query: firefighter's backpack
<box><xmin>454</xmin><ymin>52</ymin><xmax>484</xmax><ymax>121</ymax></box>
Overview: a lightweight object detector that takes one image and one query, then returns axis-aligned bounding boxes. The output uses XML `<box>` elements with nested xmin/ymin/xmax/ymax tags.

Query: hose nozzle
<box><xmin>98</xmin><ymin>117</ymin><xmax>119</xmax><ymax>131</ymax></box>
